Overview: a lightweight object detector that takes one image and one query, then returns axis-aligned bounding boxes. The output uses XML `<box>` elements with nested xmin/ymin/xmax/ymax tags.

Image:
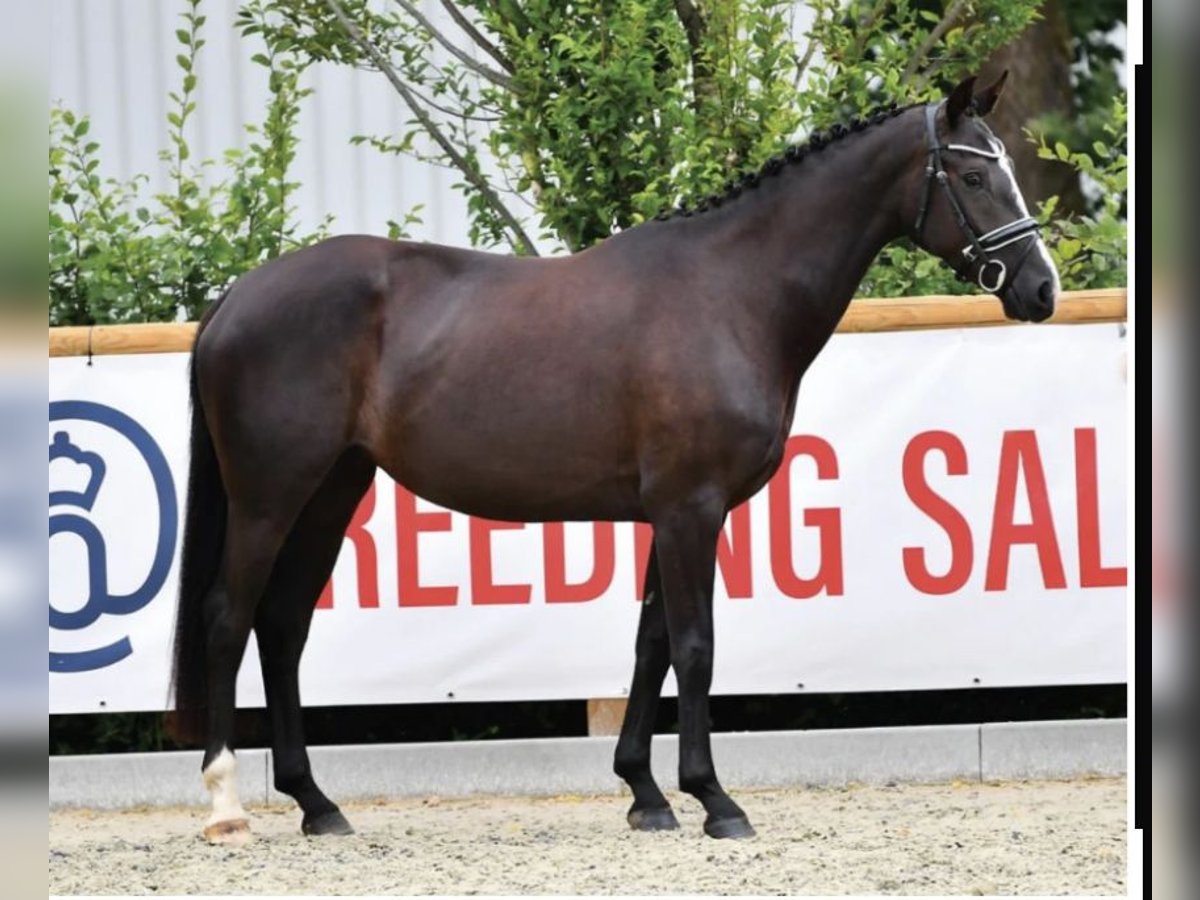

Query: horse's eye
<box><xmin>963</xmin><ymin>171</ymin><xmax>984</xmax><ymax>189</ymax></box>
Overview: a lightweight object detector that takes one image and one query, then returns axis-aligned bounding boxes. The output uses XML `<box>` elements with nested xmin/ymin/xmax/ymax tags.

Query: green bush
<box><xmin>1031</xmin><ymin>95</ymin><xmax>1127</xmax><ymax>290</ymax></box>
<box><xmin>48</xmin><ymin>0</ymin><xmax>1126</xmax><ymax>328</ymax></box>
<box><xmin>233</xmin><ymin>0</ymin><xmax>1128</xmax><ymax>292</ymax></box>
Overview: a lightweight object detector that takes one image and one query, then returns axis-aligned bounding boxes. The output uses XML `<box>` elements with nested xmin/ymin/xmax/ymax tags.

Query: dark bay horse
<box><xmin>170</xmin><ymin>73</ymin><xmax>1060</xmax><ymax>843</ymax></box>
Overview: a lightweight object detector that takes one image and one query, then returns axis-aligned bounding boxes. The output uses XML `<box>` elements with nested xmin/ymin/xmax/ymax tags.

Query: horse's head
<box><xmin>908</xmin><ymin>72</ymin><xmax>1060</xmax><ymax>322</ymax></box>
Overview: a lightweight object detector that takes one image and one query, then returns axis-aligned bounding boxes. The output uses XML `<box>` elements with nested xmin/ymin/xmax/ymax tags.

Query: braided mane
<box><xmin>653</xmin><ymin>101</ymin><xmax>922</xmax><ymax>222</ymax></box>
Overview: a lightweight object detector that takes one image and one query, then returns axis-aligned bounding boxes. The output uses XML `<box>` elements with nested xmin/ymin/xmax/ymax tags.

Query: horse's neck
<box><xmin>708</xmin><ymin>112</ymin><xmax>920</xmax><ymax>360</ymax></box>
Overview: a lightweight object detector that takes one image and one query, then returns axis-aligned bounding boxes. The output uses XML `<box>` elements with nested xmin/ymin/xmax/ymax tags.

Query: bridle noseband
<box><xmin>913</xmin><ymin>104</ymin><xmax>1041</xmax><ymax>294</ymax></box>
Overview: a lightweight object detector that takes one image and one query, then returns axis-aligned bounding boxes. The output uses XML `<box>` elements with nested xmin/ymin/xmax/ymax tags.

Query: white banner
<box><xmin>49</xmin><ymin>324</ymin><xmax>1128</xmax><ymax>714</ymax></box>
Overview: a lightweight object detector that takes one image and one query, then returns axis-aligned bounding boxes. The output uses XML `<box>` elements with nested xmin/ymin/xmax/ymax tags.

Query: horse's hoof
<box><xmin>302</xmin><ymin>808</ymin><xmax>355</xmax><ymax>836</ymax></box>
<box><xmin>627</xmin><ymin>806</ymin><xmax>680</xmax><ymax>832</ymax></box>
<box><xmin>203</xmin><ymin>818</ymin><xmax>251</xmax><ymax>845</ymax></box>
<box><xmin>704</xmin><ymin>814</ymin><xmax>756</xmax><ymax>840</ymax></box>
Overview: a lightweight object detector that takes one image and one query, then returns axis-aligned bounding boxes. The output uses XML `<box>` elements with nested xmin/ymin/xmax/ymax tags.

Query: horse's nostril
<box><xmin>1038</xmin><ymin>281</ymin><xmax>1056</xmax><ymax>309</ymax></box>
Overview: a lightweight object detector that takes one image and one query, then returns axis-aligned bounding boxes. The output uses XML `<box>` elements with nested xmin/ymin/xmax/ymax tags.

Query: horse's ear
<box><xmin>972</xmin><ymin>70</ymin><xmax>1009</xmax><ymax>117</ymax></box>
<box><xmin>945</xmin><ymin>75</ymin><xmax>977</xmax><ymax>126</ymax></box>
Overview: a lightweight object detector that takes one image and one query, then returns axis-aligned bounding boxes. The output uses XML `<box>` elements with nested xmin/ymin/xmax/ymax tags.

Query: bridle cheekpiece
<box><xmin>913</xmin><ymin>104</ymin><xmax>1041</xmax><ymax>294</ymax></box>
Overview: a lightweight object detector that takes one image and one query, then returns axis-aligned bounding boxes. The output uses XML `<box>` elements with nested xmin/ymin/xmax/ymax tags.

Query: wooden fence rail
<box><xmin>48</xmin><ymin>288</ymin><xmax>1126</xmax><ymax>358</ymax></box>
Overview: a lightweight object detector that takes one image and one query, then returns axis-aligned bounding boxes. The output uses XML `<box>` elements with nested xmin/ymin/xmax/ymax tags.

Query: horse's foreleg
<box><xmin>200</xmin><ymin>511</ymin><xmax>289</xmax><ymax>844</ymax></box>
<box><xmin>255</xmin><ymin>451</ymin><xmax>375</xmax><ymax>836</ymax></box>
<box><xmin>653</xmin><ymin>497</ymin><xmax>754</xmax><ymax>839</ymax></box>
<box><xmin>613</xmin><ymin>542</ymin><xmax>679</xmax><ymax>830</ymax></box>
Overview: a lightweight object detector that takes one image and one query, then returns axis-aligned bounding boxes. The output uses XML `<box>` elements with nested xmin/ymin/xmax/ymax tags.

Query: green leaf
<box><xmin>1057</xmin><ymin>238</ymin><xmax>1082</xmax><ymax>260</ymax></box>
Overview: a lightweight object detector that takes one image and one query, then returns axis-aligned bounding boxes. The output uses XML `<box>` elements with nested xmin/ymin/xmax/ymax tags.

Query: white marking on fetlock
<box><xmin>202</xmin><ymin>747</ymin><xmax>248</xmax><ymax>828</ymax></box>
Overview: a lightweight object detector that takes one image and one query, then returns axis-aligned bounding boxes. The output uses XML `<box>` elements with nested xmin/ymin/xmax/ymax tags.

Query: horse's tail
<box><xmin>166</xmin><ymin>291</ymin><xmax>231</xmax><ymax>744</ymax></box>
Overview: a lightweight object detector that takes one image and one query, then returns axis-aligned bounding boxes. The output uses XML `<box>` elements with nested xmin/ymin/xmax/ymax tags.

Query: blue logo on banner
<box><xmin>49</xmin><ymin>400</ymin><xmax>178</xmax><ymax>673</ymax></box>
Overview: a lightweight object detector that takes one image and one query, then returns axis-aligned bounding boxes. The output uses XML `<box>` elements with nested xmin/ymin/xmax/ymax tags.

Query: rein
<box><xmin>913</xmin><ymin>104</ymin><xmax>1040</xmax><ymax>293</ymax></box>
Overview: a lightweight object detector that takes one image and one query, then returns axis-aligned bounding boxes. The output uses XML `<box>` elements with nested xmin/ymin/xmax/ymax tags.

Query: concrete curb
<box><xmin>49</xmin><ymin>747</ymin><xmax>270</xmax><ymax>810</ymax></box>
<box><xmin>979</xmin><ymin>719</ymin><xmax>1127</xmax><ymax>781</ymax></box>
<box><xmin>49</xmin><ymin>718</ymin><xmax>1126</xmax><ymax>810</ymax></box>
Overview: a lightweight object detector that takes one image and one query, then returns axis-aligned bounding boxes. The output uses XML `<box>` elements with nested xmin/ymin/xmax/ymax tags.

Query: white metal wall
<box><xmin>49</xmin><ymin>0</ymin><xmax>474</xmax><ymax>244</ymax></box>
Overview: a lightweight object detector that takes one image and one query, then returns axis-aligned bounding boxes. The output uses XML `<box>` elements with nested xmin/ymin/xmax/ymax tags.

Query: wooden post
<box><xmin>586</xmin><ymin>698</ymin><xmax>628</xmax><ymax>736</ymax></box>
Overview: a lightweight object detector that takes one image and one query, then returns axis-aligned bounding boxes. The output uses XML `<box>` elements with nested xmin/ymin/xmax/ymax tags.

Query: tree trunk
<box><xmin>674</xmin><ymin>0</ymin><xmax>719</xmax><ymax>127</ymax></box>
<box><xmin>984</xmin><ymin>0</ymin><xmax>1085</xmax><ymax>215</ymax></box>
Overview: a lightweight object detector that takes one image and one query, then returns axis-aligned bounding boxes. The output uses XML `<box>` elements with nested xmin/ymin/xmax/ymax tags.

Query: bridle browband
<box><xmin>913</xmin><ymin>104</ymin><xmax>1041</xmax><ymax>294</ymax></box>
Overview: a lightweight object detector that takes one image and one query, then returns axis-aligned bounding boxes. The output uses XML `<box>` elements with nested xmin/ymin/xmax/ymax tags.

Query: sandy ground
<box><xmin>50</xmin><ymin>778</ymin><xmax>1126</xmax><ymax>896</ymax></box>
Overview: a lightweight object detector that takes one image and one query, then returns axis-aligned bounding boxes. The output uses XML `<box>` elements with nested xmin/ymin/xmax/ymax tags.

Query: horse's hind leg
<box><xmin>200</xmin><ymin>509</ymin><xmax>292</xmax><ymax>844</ymax></box>
<box><xmin>254</xmin><ymin>448</ymin><xmax>376</xmax><ymax>836</ymax></box>
<box><xmin>613</xmin><ymin>542</ymin><xmax>680</xmax><ymax>830</ymax></box>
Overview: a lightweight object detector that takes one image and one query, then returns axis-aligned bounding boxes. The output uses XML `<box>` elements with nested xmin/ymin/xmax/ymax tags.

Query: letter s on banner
<box><xmin>902</xmin><ymin>430</ymin><xmax>973</xmax><ymax>595</ymax></box>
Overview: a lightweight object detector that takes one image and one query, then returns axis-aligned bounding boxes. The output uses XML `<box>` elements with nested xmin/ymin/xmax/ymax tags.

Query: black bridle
<box><xmin>913</xmin><ymin>104</ymin><xmax>1041</xmax><ymax>294</ymax></box>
